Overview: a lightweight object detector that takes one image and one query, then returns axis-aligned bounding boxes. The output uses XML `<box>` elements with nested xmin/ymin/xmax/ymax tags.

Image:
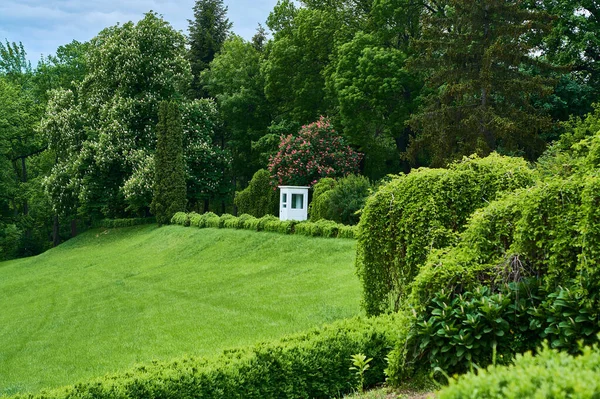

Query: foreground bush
<box><xmin>437</xmin><ymin>343</ymin><xmax>600</xmax><ymax>399</ymax></box>
<box><xmin>13</xmin><ymin>314</ymin><xmax>408</xmax><ymax>399</ymax></box>
<box><xmin>356</xmin><ymin>154</ymin><xmax>535</xmax><ymax>316</ymax></box>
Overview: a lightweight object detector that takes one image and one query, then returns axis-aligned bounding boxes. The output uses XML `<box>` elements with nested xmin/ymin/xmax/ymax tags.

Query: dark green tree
<box><xmin>151</xmin><ymin>101</ymin><xmax>187</xmax><ymax>225</ymax></box>
<box><xmin>408</xmin><ymin>0</ymin><xmax>554</xmax><ymax>166</ymax></box>
<box><xmin>188</xmin><ymin>0</ymin><xmax>232</xmax><ymax>98</ymax></box>
<box><xmin>203</xmin><ymin>35</ymin><xmax>272</xmax><ymax>185</ymax></box>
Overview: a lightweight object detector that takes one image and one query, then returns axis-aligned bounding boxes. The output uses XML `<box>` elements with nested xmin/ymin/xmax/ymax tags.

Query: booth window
<box><xmin>291</xmin><ymin>194</ymin><xmax>303</xmax><ymax>209</ymax></box>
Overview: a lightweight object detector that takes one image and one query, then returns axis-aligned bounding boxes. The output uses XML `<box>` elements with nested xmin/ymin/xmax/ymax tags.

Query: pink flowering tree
<box><xmin>268</xmin><ymin>116</ymin><xmax>363</xmax><ymax>187</ymax></box>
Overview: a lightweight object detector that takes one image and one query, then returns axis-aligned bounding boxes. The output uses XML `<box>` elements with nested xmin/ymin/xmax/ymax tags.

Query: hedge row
<box><xmin>93</xmin><ymin>217</ymin><xmax>157</xmax><ymax>229</ymax></box>
<box><xmin>171</xmin><ymin>212</ymin><xmax>358</xmax><ymax>239</ymax></box>
<box><xmin>14</xmin><ymin>314</ymin><xmax>408</xmax><ymax>399</ymax></box>
<box><xmin>437</xmin><ymin>342</ymin><xmax>600</xmax><ymax>399</ymax></box>
<box><xmin>356</xmin><ymin>153</ymin><xmax>536</xmax><ymax>316</ymax></box>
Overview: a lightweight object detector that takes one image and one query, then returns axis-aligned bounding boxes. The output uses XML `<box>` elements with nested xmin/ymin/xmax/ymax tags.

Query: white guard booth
<box><xmin>279</xmin><ymin>186</ymin><xmax>310</xmax><ymax>221</ymax></box>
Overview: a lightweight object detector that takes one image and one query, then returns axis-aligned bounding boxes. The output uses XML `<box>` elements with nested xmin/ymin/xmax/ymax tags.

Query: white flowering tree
<box><xmin>42</xmin><ymin>12</ymin><xmax>230</xmax><ymax>220</ymax></box>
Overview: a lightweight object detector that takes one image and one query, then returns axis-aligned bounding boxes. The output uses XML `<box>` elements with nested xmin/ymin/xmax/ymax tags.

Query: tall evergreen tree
<box><xmin>151</xmin><ymin>101</ymin><xmax>187</xmax><ymax>226</ymax></box>
<box><xmin>408</xmin><ymin>0</ymin><xmax>554</xmax><ymax>166</ymax></box>
<box><xmin>188</xmin><ymin>0</ymin><xmax>232</xmax><ymax>98</ymax></box>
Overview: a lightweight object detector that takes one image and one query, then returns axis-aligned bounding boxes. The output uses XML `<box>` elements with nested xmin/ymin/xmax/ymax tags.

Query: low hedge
<box><xmin>171</xmin><ymin>212</ymin><xmax>357</xmax><ymax>239</ymax></box>
<box><xmin>93</xmin><ymin>217</ymin><xmax>157</xmax><ymax>229</ymax></box>
<box><xmin>437</xmin><ymin>342</ymin><xmax>600</xmax><ymax>399</ymax></box>
<box><xmin>14</xmin><ymin>314</ymin><xmax>408</xmax><ymax>399</ymax></box>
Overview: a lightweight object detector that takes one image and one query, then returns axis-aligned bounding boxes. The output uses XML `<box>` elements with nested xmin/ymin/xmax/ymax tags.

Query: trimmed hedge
<box><xmin>437</xmin><ymin>343</ymin><xmax>600</xmax><ymax>399</ymax></box>
<box><xmin>356</xmin><ymin>153</ymin><xmax>536</xmax><ymax>316</ymax></box>
<box><xmin>171</xmin><ymin>212</ymin><xmax>357</xmax><ymax>239</ymax></box>
<box><xmin>13</xmin><ymin>314</ymin><xmax>408</xmax><ymax>399</ymax></box>
<box><xmin>93</xmin><ymin>217</ymin><xmax>157</xmax><ymax>229</ymax></box>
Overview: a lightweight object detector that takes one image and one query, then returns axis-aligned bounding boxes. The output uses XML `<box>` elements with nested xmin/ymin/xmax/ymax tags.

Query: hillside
<box><xmin>0</xmin><ymin>225</ymin><xmax>360</xmax><ymax>395</ymax></box>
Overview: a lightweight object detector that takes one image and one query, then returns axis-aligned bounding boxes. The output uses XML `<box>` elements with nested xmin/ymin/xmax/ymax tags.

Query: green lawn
<box><xmin>0</xmin><ymin>225</ymin><xmax>360</xmax><ymax>395</ymax></box>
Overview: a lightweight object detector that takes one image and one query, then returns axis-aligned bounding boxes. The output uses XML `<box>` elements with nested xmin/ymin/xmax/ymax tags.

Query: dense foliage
<box><xmin>380</xmin><ymin>109</ymin><xmax>600</xmax><ymax>384</ymax></box>
<box><xmin>437</xmin><ymin>343</ymin><xmax>600</xmax><ymax>399</ymax></box>
<box><xmin>268</xmin><ymin>117</ymin><xmax>362</xmax><ymax>187</ymax></box>
<box><xmin>309</xmin><ymin>174</ymin><xmax>371</xmax><ymax>225</ymax></box>
<box><xmin>408</xmin><ymin>0</ymin><xmax>554</xmax><ymax>166</ymax></box>
<box><xmin>356</xmin><ymin>154</ymin><xmax>535</xmax><ymax>316</ymax></box>
<box><xmin>234</xmin><ymin>169</ymin><xmax>278</xmax><ymax>217</ymax></box>
<box><xmin>151</xmin><ymin>101</ymin><xmax>187</xmax><ymax>225</ymax></box>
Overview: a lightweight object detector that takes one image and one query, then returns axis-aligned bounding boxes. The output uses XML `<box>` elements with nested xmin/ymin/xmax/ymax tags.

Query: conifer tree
<box><xmin>151</xmin><ymin>101</ymin><xmax>187</xmax><ymax>225</ymax></box>
<box><xmin>408</xmin><ymin>0</ymin><xmax>554</xmax><ymax>166</ymax></box>
<box><xmin>188</xmin><ymin>0</ymin><xmax>232</xmax><ymax>98</ymax></box>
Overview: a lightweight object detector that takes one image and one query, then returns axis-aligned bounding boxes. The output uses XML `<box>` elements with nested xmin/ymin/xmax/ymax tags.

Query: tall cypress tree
<box><xmin>408</xmin><ymin>0</ymin><xmax>554</xmax><ymax>166</ymax></box>
<box><xmin>188</xmin><ymin>0</ymin><xmax>232</xmax><ymax>98</ymax></box>
<box><xmin>151</xmin><ymin>101</ymin><xmax>187</xmax><ymax>225</ymax></box>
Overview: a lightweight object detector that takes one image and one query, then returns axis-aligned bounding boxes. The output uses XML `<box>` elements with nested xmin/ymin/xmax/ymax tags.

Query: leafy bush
<box><xmin>437</xmin><ymin>343</ymin><xmax>600</xmax><ymax>399</ymax></box>
<box><xmin>268</xmin><ymin>116</ymin><xmax>363</xmax><ymax>187</ymax></box>
<box><xmin>194</xmin><ymin>212</ymin><xmax>218</xmax><ymax>228</ymax></box>
<box><xmin>338</xmin><ymin>225</ymin><xmax>358</xmax><ymax>239</ymax></box>
<box><xmin>410</xmin><ymin>174</ymin><xmax>600</xmax><ymax>312</ymax></box>
<box><xmin>234</xmin><ymin>169</ymin><xmax>278</xmax><ymax>217</ymax></box>
<box><xmin>222</xmin><ymin>215</ymin><xmax>240</xmax><ymax>229</ymax></box>
<box><xmin>310</xmin><ymin>175</ymin><xmax>371</xmax><ymax>225</ymax></box>
<box><xmin>263</xmin><ymin>219</ymin><xmax>297</xmax><ymax>235</ymax></box>
<box><xmin>233</xmin><ymin>213</ymin><xmax>255</xmax><ymax>229</ymax></box>
<box><xmin>189</xmin><ymin>212</ymin><xmax>203</xmax><ymax>227</ymax></box>
<box><xmin>309</xmin><ymin>177</ymin><xmax>336</xmax><ymax>221</ymax></box>
<box><xmin>356</xmin><ymin>153</ymin><xmax>536</xmax><ymax>316</ymax></box>
<box><xmin>388</xmin><ymin>279</ymin><xmax>600</xmax><ymax>382</ymax></box>
<box><xmin>171</xmin><ymin>212</ymin><xmax>189</xmax><ymax>226</ymax></box>
<box><xmin>218</xmin><ymin>213</ymin><xmax>236</xmax><ymax>228</ymax></box>
<box><xmin>11</xmin><ymin>314</ymin><xmax>409</xmax><ymax>399</ymax></box>
<box><xmin>205</xmin><ymin>212</ymin><xmax>224</xmax><ymax>228</ymax></box>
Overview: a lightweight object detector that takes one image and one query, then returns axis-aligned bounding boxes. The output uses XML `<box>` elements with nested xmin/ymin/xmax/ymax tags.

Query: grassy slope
<box><xmin>0</xmin><ymin>225</ymin><xmax>360</xmax><ymax>395</ymax></box>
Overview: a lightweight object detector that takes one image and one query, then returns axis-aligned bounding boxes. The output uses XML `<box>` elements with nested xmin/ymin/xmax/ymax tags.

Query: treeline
<box><xmin>1</xmin><ymin>0</ymin><xmax>598</xmax><ymax>259</ymax></box>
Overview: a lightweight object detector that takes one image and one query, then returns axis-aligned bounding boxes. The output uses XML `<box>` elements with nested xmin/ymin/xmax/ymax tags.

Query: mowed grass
<box><xmin>0</xmin><ymin>225</ymin><xmax>360</xmax><ymax>395</ymax></box>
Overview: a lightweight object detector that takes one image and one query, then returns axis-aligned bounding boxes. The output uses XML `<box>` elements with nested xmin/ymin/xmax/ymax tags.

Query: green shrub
<box><xmin>338</xmin><ymin>225</ymin><xmax>358</xmax><ymax>239</ymax></box>
<box><xmin>410</xmin><ymin>175</ymin><xmax>600</xmax><ymax>312</ymax></box>
<box><xmin>295</xmin><ymin>221</ymin><xmax>316</xmax><ymax>237</ymax></box>
<box><xmin>170</xmin><ymin>212</ymin><xmax>189</xmax><ymax>226</ymax></box>
<box><xmin>263</xmin><ymin>219</ymin><xmax>298</xmax><ymax>235</ymax></box>
<box><xmin>309</xmin><ymin>177</ymin><xmax>336</xmax><ymax>221</ymax></box>
<box><xmin>388</xmin><ymin>282</ymin><xmax>600</xmax><ymax>384</ymax></box>
<box><xmin>11</xmin><ymin>314</ymin><xmax>409</xmax><ymax>399</ymax></box>
<box><xmin>234</xmin><ymin>169</ymin><xmax>278</xmax><ymax>217</ymax></box>
<box><xmin>218</xmin><ymin>213</ymin><xmax>236</xmax><ymax>228</ymax></box>
<box><xmin>222</xmin><ymin>215</ymin><xmax>240</xmax><ymax>229</ymax></box>
<box><xmin>309</xmin><ymin>175</ymin><xmax>371</xmax><ymax>226</ymax></box>
<box><xmin>256</xmin><ymin>215</ymin><xmax>279</xmax><ymax>231</ymax></box>
<box><xmin>437</xmin><ymin>343</ymin><xmax>600</xmax><ymax>399</ymax></box>
<box><xmin>194</xmin><ymin>212</ymin><xmax>218</xmax><ymax>228</ymax></box>
<box><xmin>232</xmin><ymin>213</ymin><xmax>254</xmax><ymax>229</ymax></box>
<box><xmin>356</xmin><ymin>153</ymin><xmax>536</xmax><ymax>316</ymax></box>
<box><xmin>189</xmin><ymin>212</ymin><xmax>203</xmax><ymax>227</ymax></box>
<box><xmin>243</xmin><ymin>215</ymin><xmax>260</xmax><ymax>231</ymax></box>
<box><xmin>205</xmin><ymin>213</ymin><xmax>223</xmax><ymax>228</ymax></box>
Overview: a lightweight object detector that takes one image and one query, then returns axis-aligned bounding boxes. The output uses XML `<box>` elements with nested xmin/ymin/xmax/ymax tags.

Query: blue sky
<box><xmin>0</xmin><ymin>0</ymin><xmax>279</xmax><ymax>64</ymax></box>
